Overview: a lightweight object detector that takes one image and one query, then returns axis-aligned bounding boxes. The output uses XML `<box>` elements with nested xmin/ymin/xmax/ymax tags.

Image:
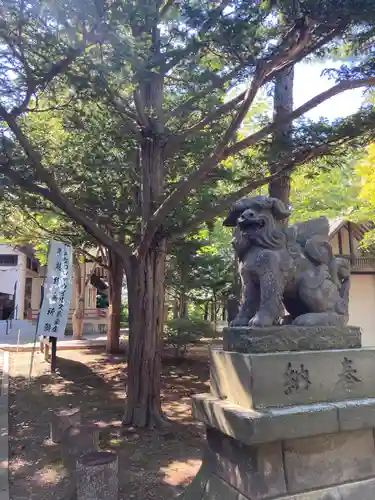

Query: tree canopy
<box><xmin>1</xmin><ymin>0</ymin><xmax>375</xmax><ymax>253</ymax></box>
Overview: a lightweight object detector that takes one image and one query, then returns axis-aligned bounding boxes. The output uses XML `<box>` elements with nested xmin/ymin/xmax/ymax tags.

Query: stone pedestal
<box><xmin>76</xmin><ymin>451</ymin><xmax>118</xmax><ymax>500</ymax></box>
<box><xmin>50</xmin><ymin>407</ymin><xmax>81</xmax><ymax>444</ymax></box>
<box><xmin>61</xmin><ymin>425</ymin><xmax>100</xmax><ymax>475</ymax></box>
<box><xmin>182</xmin><ymin>326</ymin><xmax>375</xmax><ymax>499</ymax></box>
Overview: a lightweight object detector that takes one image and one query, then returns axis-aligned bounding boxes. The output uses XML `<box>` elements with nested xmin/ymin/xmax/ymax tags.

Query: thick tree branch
<box><xmin>165</xmin><ymin>64</ymin><xmax>253</xmax><ymax>122</ymax></box>
<box><xmin>225</xmin><ymin>76</ymin><xmax>375</xmax><ymax>157</ymax></box>
<box><xmin>16</xmin><ymin>208</ymin><xmax>110</xmax><ymax>270</ymax></box>
<box><xmin>158</xmin><ymin>0</ymin><xmax>233</xmax><ymax>73</ymax></box>
<box><xmin>0</xmin><ymin>16</ymin><xmax>108</xmax><ymax>117</ymax></box>
<box><xmin>169</xmin><ymin>143</ymin><xmax>338</xmax><ymax>240</ymax></box>
<box><xmin>0</xmin><ymin>109</ymin><xmax>133</xmax><ymax>262</ymax></box>
<box><xmin>11</xmin><ymin>47</ymin><xmax>84</xmax><ymax>117</ymax></box>
<box><xmin>17</xmin><ymin>207</ymin><xmax>80</xmax><ymax>245</ymax></box>
<box><xmin>165</xmin><ymin>20</ymin><xmax>344</xmax><ymax>158</ymax></box>
<box><xmin>139</xmin><ymin>75</ymin><xmax>375</xmax><ymax>256</ymax></box>
<box><xmin>137</xmin><ymin>64</ymin><xmax>268</xmax><ymax>258</ymax></box>
<box><xmin>105</xmin><ymin>93</ymin><xmax>141</xmax><ymax>136</ymax></box>
<box><xmin>164</xmin><ymin>91</ymin><xmax>246</xmax><ymax>158</ymax></box>
<box><xmin>160</xmin><ymin>0</ymin><xmax>175</xmax><ymax>17</ymax></box>
<box><xmin>137</xmin><ymin>20</ymin><xmax>317</xmax><ymax>256</ymax></box>
<box><xmin>133</xmin><ymin>89</ymin><xmax>149</xmax><ymax>127</ymax></box>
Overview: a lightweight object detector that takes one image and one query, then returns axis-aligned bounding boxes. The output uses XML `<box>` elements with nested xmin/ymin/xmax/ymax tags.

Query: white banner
<box><xmin>37</xmin><ymin>241</ymin><xmax>73</xmax><ymax>339</ymax></box>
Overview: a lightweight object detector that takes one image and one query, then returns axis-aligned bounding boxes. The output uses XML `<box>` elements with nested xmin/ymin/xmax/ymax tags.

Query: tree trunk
<box><xmin>173</xmin><ymin>297</ymin><xmax>179</xmax><ymax>319</ymax></box>
<box><xmin>107</xmin><ymin>250</ymin><xmax>123</xmax><ymax>354</ymax></box>
<box><xmin>204</xmin><ymin>301</ymin><xmax>209</xmax><ymax>321</ymax></box>
<box><xmin>179</xmin><ymin>260</ymin><xmax>189</xmax><ymax>318</ymax></box>
<box><xmin>123</xmin><ymin>239</ymin><xmax>166</xmax><ymax>428</ymax></box>
<box><xmin>210</xmin><ymin>300</ymin><xmax>215</xmax><ymax>323</ymax></box>
<box><xmin>123</xmin><ymin>0</ymin><xmax>166</xmax><ymax>427</ymax></box>
<box><xmin>212</xmin><ymin>292</ymin><xmax>218</xmax><ymax>331</ymax></box>
<box><xmin>268</xmin><ymin>66</ymin><xmax>294</xmax><ymax>211</ymax></box>
<box><xmin>179</xmin><ymin>286</ymin><xmax>189</xmax><ymax>318</ymax></box>
<box><xmin>72</xmin><ymin>297</ymin><xmax>85</xmax><ymax>340</ymax></box>
<box><xmin>72</xmin><ymin>253</ymin><xmax>85</xmax><ymax>340</ymax></box>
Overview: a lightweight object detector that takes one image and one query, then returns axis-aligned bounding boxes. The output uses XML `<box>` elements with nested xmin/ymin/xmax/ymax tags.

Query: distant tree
<box><xmin>167</xmin><ymin>222</ymin><xmax>234</xmax><ymax>324</ymax></box>
<box><xmin>352</xmin><ymin>143</ymin><xmax>375</xmax><ymax>247</ymax></box>
<box><xmin>290</xmin><ymin>156</ymin><xmax>362</xmax><ymax>221</ymax></box>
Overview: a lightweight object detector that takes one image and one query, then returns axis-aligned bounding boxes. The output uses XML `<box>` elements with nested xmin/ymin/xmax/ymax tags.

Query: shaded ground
<box><xmin>8</xmin><ymin>347</ymin><xmax>210</xmax><ymax>499</ymax></box>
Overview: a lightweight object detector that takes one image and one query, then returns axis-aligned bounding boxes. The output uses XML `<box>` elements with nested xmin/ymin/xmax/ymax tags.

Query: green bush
<box><xmin>164</xmin><ymin>318</ymin><xmax>215</xmax><ymax>357</ymax></box>
<box><xmin>120</xmin><ymin>304</ymin><xmax>129</xmax><ymax>323</ymax></box>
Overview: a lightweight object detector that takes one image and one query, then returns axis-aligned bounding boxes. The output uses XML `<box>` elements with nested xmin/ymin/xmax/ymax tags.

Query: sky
<box><xmin>294</xmin><ymin>60</ymin><xmax>365</xmax><ymax>121</ymax></box>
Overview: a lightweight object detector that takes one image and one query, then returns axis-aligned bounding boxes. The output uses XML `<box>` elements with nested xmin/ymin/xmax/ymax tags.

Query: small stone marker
<box><xmin>61</xmin><ymin>425</ymin><xmax>99</xmax><ymax>473</ymax></box>
<box><xmin>50</xmin><ymin>407</ymin><xmax>81</xmax><ymax>443</ymax></box>
<box><xmin>76</xmin><ymin>451</ymin><xmax>118</xmax><ymax>500</ymax></box>
<box><xmin>44</xmin><ymin>340</ymin><xmax>50</xmax><ymax>362</ymax></box>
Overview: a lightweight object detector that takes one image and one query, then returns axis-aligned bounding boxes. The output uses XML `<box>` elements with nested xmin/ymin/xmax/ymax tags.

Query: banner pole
<box><xmin>29</xmin><ymin>242</ymin><xmax>51</xmax><ymax>383</ymax></box>
<box><xmin>16</xmin><ymin>328</ymin><xmax>21</xmax><ymax>353</ymax></box>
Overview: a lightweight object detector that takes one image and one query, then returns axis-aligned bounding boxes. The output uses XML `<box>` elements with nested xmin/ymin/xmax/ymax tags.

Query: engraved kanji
<box><xmin>284</xmin><ymin>362</ymin><xmax>311</xmax><ymax>395</ymax></box>
<box><xmin>338</xmin><ymin>357</ymin><xmax>362</xmax><ymax>386</ymax></box>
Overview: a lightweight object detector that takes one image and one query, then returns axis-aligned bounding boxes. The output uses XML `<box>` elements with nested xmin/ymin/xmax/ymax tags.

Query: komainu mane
<box><xmin>223</xmin><ymin>196</ymin><xmax>350</xmax><ymax>327</ymax></box>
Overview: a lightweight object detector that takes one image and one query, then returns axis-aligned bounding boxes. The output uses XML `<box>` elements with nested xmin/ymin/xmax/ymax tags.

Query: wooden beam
<box><xmin>347</xmin><ymin>221</ymin><xmax>355</xmax><ymax>263</ymax></box>
<box><xmin>338</xmin><ymin>228</ymin><xmax>343</xmax><ymax>255</ymax></box>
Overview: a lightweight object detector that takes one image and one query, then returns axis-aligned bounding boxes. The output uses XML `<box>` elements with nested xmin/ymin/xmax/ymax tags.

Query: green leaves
<box><xmin>1</xmin><ymin>0</ymin><xmax>375</xmax><ymax>257</ymax></box>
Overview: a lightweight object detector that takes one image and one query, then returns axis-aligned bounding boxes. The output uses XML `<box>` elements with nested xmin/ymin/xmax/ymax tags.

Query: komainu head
<box><xmin>223</xmin><ymin>196</ymin><xmax>291</xmax><ymax>254</ymax></box>
<box><xmin>223</xmin><ymin>196</ymin><xmax>290</xmax><ymax>232</ymax></box>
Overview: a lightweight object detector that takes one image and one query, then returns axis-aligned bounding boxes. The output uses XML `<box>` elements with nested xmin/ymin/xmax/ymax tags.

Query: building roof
<box><xmin>0</xmin><ymin>241</ymin><xmax>35</xmax><ymax>257</ymax></box>
<box><xmin>328</xmin><ymin>218</ymin><xmax>344</xmax><ymax>237</ymax></box>
<box><xmin>328</xmin><ymin>218</ymin><xmax>373</xmax><ymax>242</ymax></box>
<box><xmin>14</xmin><ymin>244</ymin><xmax>35</xmax><ymax>258</ymax></box>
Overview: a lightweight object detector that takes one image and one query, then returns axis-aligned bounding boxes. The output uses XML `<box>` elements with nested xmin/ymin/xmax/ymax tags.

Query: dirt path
<box><xmin>9</xmin><ymin>349</ymin><xmax>210</xmax><ymax>499</ymax></box>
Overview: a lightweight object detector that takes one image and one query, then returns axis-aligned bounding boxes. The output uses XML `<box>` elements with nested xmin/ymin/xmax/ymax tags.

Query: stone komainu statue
<box><xmin>223</xmin><ymin>196</ymin><xmax>350</xmax><ymax>328</ymax></box>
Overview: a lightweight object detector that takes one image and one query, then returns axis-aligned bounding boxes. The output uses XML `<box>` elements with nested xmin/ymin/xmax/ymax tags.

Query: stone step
<box><xmin>192</xmin><ymin>394</ymin><xmax>375</xmax><ymax>445</ymax></box>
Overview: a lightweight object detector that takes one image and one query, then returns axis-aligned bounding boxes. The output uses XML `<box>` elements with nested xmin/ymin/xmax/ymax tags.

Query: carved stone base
<box><xmin>181</xmin><ymin>440</ymin><xmax>375</xmax><ymax>500</ymax></box>
<box><xmin>223</xmin><ymin>325</ymin><xmax>361</xmax><ymax>354</ymax></box>
<box><xmin>181</xmin><ymin>412</ymin><xmax>375</xmax><ymax>499</ymax></box>
<box><xmin>182</xmin><ymin>340</ymin><xmax>375</xmax><ymax>499</ymax></box>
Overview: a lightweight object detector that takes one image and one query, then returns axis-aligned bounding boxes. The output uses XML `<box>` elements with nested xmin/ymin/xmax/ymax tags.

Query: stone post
<box><xmin>44</xmin><ymin>340</ymin><xmax>49</xmax><ymax>362</ymax></box>
<box><xmin>76</xmin><ymin>451</ymin><xmax>118</xmax><ymax>500</ymax></box>
<box><xmin>182</xmin><ymin>325</ymin><xmax>375</xmax><ymax>499</ymax></box>
<box><xmin>61</xmin><ymin>425</ymin><xmax>99</xmax><ymax>474</ymax></box>
<box><xmin>50</xmin><ymin>407</ymin><xmax>81</xmax><ymax>443</ymax></box>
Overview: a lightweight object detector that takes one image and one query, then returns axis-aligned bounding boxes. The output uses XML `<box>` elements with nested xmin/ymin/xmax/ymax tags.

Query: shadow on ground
<box><xmin>9</xmin><ymin>348</ymin><xmax>210</xmax><ymax>499</ymax></box>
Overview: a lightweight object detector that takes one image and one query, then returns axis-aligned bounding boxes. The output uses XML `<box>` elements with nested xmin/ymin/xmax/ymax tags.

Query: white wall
<box><xmin>0</xmin><ymin>244</ymin><xmax>26</xmax><ymax>319</ymax></box>
<box><xmin>0</xmin><ymin>266</ymin><xmax>18</xmax><ymax>296</ymax></box>
<box><xmin>349</xmin><ymin>274</ymin><xmax>375</xmax><ymax>347</ymax></box>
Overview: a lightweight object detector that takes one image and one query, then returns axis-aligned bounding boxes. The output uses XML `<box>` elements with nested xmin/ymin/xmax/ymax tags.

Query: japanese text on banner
<box><xmin>37</xmin><ymin>241</ymin><xmax>73</xmax><ymax>339</ymax></box>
